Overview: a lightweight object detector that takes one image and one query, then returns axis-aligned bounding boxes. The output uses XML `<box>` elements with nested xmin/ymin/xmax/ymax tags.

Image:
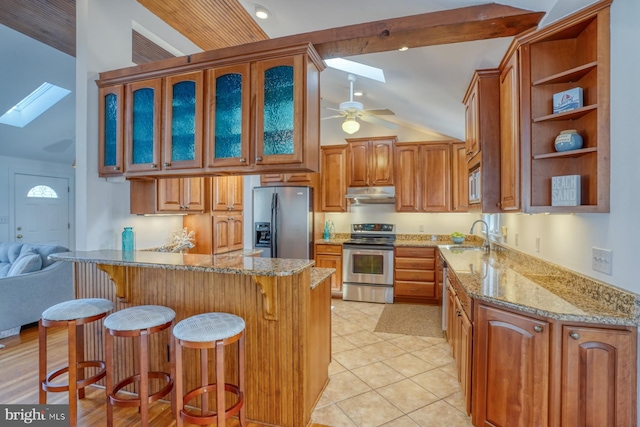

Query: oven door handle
<box><xmin>343</xmin><ymin>244</ymin><xmax>394</xmax><ymax>251</ymax></box>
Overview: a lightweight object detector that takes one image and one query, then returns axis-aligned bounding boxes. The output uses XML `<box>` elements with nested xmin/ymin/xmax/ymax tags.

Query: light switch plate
<box><xmin>592</xmin><ymin>247</ymin><xmax>612</xmax><ymax>275</ymax></box>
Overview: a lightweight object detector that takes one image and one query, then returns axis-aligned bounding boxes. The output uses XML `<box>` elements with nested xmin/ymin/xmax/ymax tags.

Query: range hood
<box><xmin>345</xmin><ymin>186</ymin><xmax>396</xmax><ymax>204</ymax></box>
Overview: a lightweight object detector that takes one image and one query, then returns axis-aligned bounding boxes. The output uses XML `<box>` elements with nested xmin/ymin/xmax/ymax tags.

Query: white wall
<box><xmin>0</xmin><ymin>156</ymin><xmax>76</xmax><ymax>246</ymax></box>
<box><xmin>494</xmin><ymin>0</ymin><xmax>640</xmax><ymax>295</ymax></box>
<box><xmin>75</xmin><ymin>0</ymin><xmax>202</xmax><ymax>250</ymax></box>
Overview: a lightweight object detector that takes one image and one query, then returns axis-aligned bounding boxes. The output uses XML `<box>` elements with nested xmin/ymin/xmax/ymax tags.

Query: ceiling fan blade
<box><xmin>359</xmin><ymin>113</ymin><xmax>398</xmax><ymax>130</ymax></box>
<box><xmin>321</xmin><ymin>115</ymin><xmax>344</xmax><ymax>120</ymax></box>
<box><xmin>324</xmin><ymin>107</ymin><xmax>345</xmax><ymax>113</ymax></box>
<box><xmin>362</xmin><ymin>108</ymin><xmax>395</xmax><ymax>116</ymax></box>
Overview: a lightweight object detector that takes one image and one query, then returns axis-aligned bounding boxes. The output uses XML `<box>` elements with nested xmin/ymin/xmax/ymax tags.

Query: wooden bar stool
<box><xmin>39</xmin><ymin>298</ymin><xmax>114</xmax><ymax>427</ymax></box>
<box><xmin>173</xmin><ymin>312</ymin><xmax>246</xmax><ymax>427</ymax></box>
<box><xmin>104</xmin><ymin>305</ymin><xmax>175</xmax><ymax>427</ymax></box>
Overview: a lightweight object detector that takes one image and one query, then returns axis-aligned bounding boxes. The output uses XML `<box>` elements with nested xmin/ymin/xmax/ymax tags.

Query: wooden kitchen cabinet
<box><xmin>261</xmin><ymin>172</ymin><xmax>315</xmax><ymax>186</ymax></box>
<box><xmin>346</xmin><ymin>136</ymin><xmax>395</xmax><ymax>187</ymax></box>
<box><xmin>98</xmin><ymin>85</ymin><xmax>125</xmax><ymax>177</ymax></box>
<box><xmin>462</xmin><ymin>69</ymin><xmax>501</xmax><ymax>213</ymax></box>
<box><xmin>395</xmin><ymin>142</ymin><xmax>451</xmax><ymax>212</ymax></box>
<box><xmin>211</xmin><ymin>175</ymin><xmax>243</xmax><ymax>212</ymax></box>
<box><xmin>315</xmin><ymin>243</ymin><xmax>343</xmax><ymax>295</ymax></box>
<box><xmin>125</xmin><ymin>78</ymin><xmax>163</xmax><ymax>174</ymax></box>
<box><xmin>446</xmin><ymin>273</ymin><xmax>473</xmax><ymax>415</ymax></box>
<box><xmin>394</xmin><ymin>247</ymin><xmax>438</xmax><ymax>304</ymax></box>
<box><xmin>125</xmin><ymin>72</ymin><xmax>204</xmax><ymax>176</ymax></box>
<box><xmin>519</xmin><ymin>3</ymin><xmax>610</xmax><ymax>213</ymax></box>
<box><xmin>320</xmin><ymin>145</ymin><xmax>348</xmax><ymax>212</ymax></box>
<box><xmin>473</xmin><ymin>303</ymin><xmax>550</xmax><ymax>427</ymax></box>
<box><xmin>451</xmin><ymin>143</ymin><xmax>468</xmax><ymax>212</ymax></box>
<box><xmin>99</xmin><ymin>43</ymin><xmax>323</xmax><ymax>178</ymax></box>
<box><xmin>499</xmin><ymin>47</ymin><xmax>521</xmax><ymax>212</ymax></box>
<box><xmin>129</xmin><ymin>177</ymin><xmax>204</xmax><ymax>214</ymax></box>
<box><xmin>560</xmin><ymin>323</ymin><xmax>636</xmax><ymax>426</ymax></box>
<box><xmin>157</xmin><ymin>177</ymin><xmax>205</xmax><ymax>212</ymax></box>
<box><xmin>211</xmin><ymin>213</ymin><xmax>244</xmax><ymax>254</ymax></box>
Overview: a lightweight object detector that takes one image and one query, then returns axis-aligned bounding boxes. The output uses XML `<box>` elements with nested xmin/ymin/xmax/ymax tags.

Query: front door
<box><xmin>14</xmin><ymin>174</ymin><xmax>70</xmax><ymax>247</ymax></box>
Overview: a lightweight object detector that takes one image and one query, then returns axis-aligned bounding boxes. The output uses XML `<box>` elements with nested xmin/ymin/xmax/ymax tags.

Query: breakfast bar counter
<box><xmin>49</xmin><ymin>250</ymin><xmax>332</xmax><ymax>427</ymax></box>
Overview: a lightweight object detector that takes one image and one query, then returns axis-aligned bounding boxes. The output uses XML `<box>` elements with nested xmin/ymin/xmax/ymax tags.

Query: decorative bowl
<box><xmin>451</xmin><ymin>236</ymin><xmax>465</xmax><ymax>244</ymax></box>
<box><xmin>554</xmin><ymin>130</ymin><xmax>583</xmax><ymax>152</ymax></box>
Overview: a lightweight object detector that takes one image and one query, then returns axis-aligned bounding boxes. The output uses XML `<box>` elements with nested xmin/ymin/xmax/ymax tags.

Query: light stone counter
<box><xmin>50</xmin><ymin>249</ymin><xmax>314</xmax><ymax>277</ymax></box>
<box><xmin>440</xmin><ymin>245</ymin><xmax>640</xmax><ymax>326</ymax></box>
<box><xmin>310</xmin><ymin>267</ymin><xmax>336</xmax><ymax>289</ymax></box>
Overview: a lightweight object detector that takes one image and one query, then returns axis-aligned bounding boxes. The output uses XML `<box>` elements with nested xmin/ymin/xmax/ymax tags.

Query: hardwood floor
<box><xmin>0</xmin><ymin>324</ymin><xmax>328</xmax><ymax>426</ymax></box>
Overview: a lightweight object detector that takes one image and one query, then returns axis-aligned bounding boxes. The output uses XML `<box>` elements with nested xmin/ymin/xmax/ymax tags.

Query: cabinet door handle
<box><xmin>114</xmin><ymin>166</ymin><xmax>121</xmax><ymax>171</ymax></box>
<box><xmin>228</xmin><ymin>217</ymin><xmax>234</xmax><ymax>221</ymax></box>
<box><xmin>152</xmin><ymin>163</ymin><xmax>158</xmax><ymax>169</ymax></box>
<box><xmin>256</xmin><ymin>156</ymin><xmax>263</xmax><ymax>162</ymax></box>
<box><xmin>569</xmin><ymin>332</ymin><xmax>580</xmax><ymax>340</ymax></box>
<box><xmin>239</xmin><ymin>158</ymin><xmax>247</xmax><ymax>163</ymax></box>
<box><xmin>456</xmin><ymin>310</ymin><xmax>462</xmax><ymax>317</ymax></box>
<box><xmin>164</xmin><ymin>162</ymin><xmax>171</xmax><ymax>167</ymax></box>
<box><xmin>534</xmin><ymin>325</ymin><xmax>544</xmax><ymax>333</ymax></box>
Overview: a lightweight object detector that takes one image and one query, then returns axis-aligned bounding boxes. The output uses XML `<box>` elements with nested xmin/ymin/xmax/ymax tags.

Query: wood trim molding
<box><xmin>96</xmin><ymin>264</ymin><xmax>130</xmax><ymax>301</ymax></box>
<box><xmin>253</xmin><ymin>275</ymin><xmax>278</xmax><ymax>321</ymax></box>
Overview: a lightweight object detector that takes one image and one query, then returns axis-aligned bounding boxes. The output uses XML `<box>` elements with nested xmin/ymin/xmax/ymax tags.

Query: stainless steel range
<box><xmin>342</xmin><ymin>223</ymin><xmax>395</xmax><ymax>304</ymax></box>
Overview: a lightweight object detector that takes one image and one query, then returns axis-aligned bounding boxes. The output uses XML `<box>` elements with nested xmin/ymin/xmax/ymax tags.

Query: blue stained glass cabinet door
<box><xmin>255</xmin><ymin>56</ymin><xmax>304</xmax><ymax>165</ymax></box>
<box><xmin>206</xmin><ymin>64</ymin><xmax>251</xmax><ymax>168</ymax></box>
<box><xmin>163</xmin><ymin>71</ymin><xmax>204</xmax><ymax>170</ymax></box>
<box><xmin>98</xmin><ymin>85</ymin><xmax>124</xmax><ymax>176</ymax></box>
<box><xmin>126</xmin><ymin>79</ymin><xmax>162</xmax><ymax>173</ymax></box>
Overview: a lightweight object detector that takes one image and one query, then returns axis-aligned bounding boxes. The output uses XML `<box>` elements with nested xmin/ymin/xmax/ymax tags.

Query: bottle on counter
<box><xmin>323</xmin><ymin>221</ymin><xmax>330</xmax><ymax>240</ymax></box>
<box><xmin>329</xmin><ymin>220</ymin><xmax>336</xmax><ymax>239</ymax></box>
<box><xmin>122</xmin><ymin>227</ymin><xmax>135</xmax><ymax>252</ymax></box>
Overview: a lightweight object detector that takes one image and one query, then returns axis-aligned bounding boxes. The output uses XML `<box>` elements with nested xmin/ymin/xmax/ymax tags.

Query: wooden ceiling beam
<box><xmin>99</xmin><ymin>3</ymin><xmax>544</xmax><ymax>82</ymax></box>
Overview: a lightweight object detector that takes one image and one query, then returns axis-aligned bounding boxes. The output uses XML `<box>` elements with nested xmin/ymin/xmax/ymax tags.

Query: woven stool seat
<box><xmin>173</xmin><ymin>312</ymin><xmax>245</xmax><ymax>342</ymax></box>
<box><xmin>104</xmin><ymin>305</ymin><xmax>175</xmax><ymax>331</ymax></box>
<box><xmin>42</xmin><ymin>298</ymin><xmax>113</xmax><ymax>321</ymax></box>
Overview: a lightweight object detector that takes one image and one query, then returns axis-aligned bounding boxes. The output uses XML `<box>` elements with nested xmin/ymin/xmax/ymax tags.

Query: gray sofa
<box><xmin>0</xmin><ymin>243</ymin><xmax>73</xmax><ymax>337</ymax></box>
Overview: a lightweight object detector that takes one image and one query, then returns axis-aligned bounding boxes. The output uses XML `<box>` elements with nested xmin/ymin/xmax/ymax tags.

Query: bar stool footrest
<box><xmin>42</xmin><ymin>360</ymin><xmax>106</xmax><ymax>393</ymax></box>
<box><xmin>181</xmin><ymin>383</ymin><xmax>244</xmax><ymax>425</ymax></box>
<box><xmin>109</xmin><ymin>371</ymin><xmax>173</xmax><ymax>408</ymax></box>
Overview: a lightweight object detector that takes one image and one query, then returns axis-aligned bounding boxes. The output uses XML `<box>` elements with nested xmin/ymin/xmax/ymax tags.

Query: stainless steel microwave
<box><xmin>469</xmin><ymin>168</ymin><xmax>481</xmax><ymax>204</ymax></box>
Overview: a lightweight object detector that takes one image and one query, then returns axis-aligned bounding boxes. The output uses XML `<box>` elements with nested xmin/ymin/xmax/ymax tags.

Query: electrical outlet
<box><xmin>0</xmin><ymin>216</ymin><xmax>8</xmax><ymax>224</ymax></box>
<box><xmin>535</xmin><ymin>237</ymin><xmax>541</xmax><ymax>252</ymax></box>
<box><xmin>419</xmin><ymin>224</ymin><xmax>424</xmax><ymax>232</ymax></box>
<box><xmin>592</xmin><ymin>247</ymin><xmax>613</xmax><ymax>275</ymax></box>
<box><xmin>515</xmin><ymin>233</ymin><xmax>519</xmax><ymax>246</ymax></box>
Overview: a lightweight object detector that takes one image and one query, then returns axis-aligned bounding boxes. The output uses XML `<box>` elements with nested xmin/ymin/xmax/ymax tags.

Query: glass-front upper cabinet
<box><xmin>163</xmin><ymin>71</ymin><xmax>204</xmax><ymax>170</ymax></box>
<box><xmin>254</xmin><ymin>56</ymin><xmax>304</xmax><ymax>166</ymax></box>
<box><xmin>206</xmin><ymin>64</ymin><xmax>250</xmax><ymax>168</ymax></box>
<box><xmin>98</xmin><ymin>85</ymin><xmax>124</xmax><ymax>176</ymax></box>
<box><xmin>125</xmin><ymin>79</ymin><xmax>162</xmax><ymax>173</ymax></box>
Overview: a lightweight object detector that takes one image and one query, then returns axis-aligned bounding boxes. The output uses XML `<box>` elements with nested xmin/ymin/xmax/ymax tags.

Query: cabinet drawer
<box><xmin>316</xmin><ymin>244</ymin><xmax>342</xmax><ymax>255</ymax></box>
<box><xmin>395</xmin><ymin>247</ymin><xmax>435</xmax><ymax>258</ymax></box>
<box><xmin>395</xmin><ymin>281</ymin><xmax>436</xmax><ymax>298</ymax></box>
<box><xmin>395</xmin><ymin>269</ymin><xmax>435</xmax><ymax>282</ymax></box>
<box><xmin>395</xmin><ymin>257</ymin><xmax>435</xmax><ymax>270</ymax></box>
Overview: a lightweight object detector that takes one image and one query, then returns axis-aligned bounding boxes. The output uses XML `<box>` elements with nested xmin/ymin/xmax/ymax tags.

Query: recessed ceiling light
<box><xmin>0</xmin><ymin>82</ymin><xmax>71</xmax><ymax>128</ymax></box>
<box><xmin>399</xmin><ymin>46</ymin><xmax>409</xmax><ymax>51</ymax></box>
<box><xmin>353</xmin><ymin>91</ymin><xmax>363</xmax><ymax>97</ymax></box>
<box><xmin>254</xmin><ymin>5</ymin><xmax>270</xmax><ymax>19</ymax></box>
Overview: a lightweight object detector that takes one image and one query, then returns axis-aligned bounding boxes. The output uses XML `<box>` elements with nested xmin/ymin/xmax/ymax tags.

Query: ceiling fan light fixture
<box><xmin>342</xmin><ymin>117</ymin><xmax>360</xmax><ymax>134</ymax></box>
<box><xmin>254</xmin><ymin>5</ymin><xmax>270</xmax><ymax>19</ymax></box>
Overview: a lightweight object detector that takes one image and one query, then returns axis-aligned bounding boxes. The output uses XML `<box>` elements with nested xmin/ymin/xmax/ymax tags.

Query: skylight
<box><xmin>324</xmin><ymin>58</ymin><xmax>386</xmax><ymax>83</ymax></box>
<box><xmin>0</xmin><ymin>82</ymin><xmax>71</xmax><ymax>128</ymax></box>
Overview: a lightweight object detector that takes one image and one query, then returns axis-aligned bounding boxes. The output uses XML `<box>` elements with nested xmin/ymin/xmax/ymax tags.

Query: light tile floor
<box><xmin>310</xmin><ymin>299</ymin><xmax>473</xmax><ymax>427</ymax></box>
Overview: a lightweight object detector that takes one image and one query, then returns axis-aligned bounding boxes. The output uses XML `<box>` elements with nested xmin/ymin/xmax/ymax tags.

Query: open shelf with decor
<box><xmin>519</xmin><ymin>0</ymin><xmax>610</xmax><ymax>213</ymax></box>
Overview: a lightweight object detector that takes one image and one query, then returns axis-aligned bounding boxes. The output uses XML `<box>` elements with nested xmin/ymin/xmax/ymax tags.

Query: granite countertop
<box><xmin>310</xmin><ymin>267</ymin><xmax>336</xmax><ymax>289</ymax></box>
<box><xmin>49</xmin><ymin>249</ymin><xmax>314</xmax><ymax>277</ymax></box>
<box><xmin>440</xmin><ymin>245</ymin><xmax>640</xmax><ymax>326</ymax></box>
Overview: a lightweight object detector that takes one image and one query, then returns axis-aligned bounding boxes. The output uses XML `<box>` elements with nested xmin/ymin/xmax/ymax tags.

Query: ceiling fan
<box><xmin>322</xmin><ymin>73</ymin><xmax>398</xmax><ymax>134</ymax></box>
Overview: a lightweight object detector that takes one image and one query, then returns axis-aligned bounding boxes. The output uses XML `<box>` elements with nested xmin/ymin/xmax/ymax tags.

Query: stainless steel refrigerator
<box><xmin>252</xmin><ymin>186</ymin><xmax>313</xmax><ymax>259</ymax></box>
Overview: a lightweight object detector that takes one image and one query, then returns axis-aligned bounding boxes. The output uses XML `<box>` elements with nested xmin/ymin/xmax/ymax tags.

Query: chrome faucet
<box><xmin>470</xmin><ymin>220</ymin><xmax>490</xmax><ymax>252</ymax></box>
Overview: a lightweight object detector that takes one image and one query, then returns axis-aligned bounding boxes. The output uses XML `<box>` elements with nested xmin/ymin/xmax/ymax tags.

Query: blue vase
<box><xmin>555</xmin><ymin>130</ymin><xmax>583</xmax><ymax>152</ymax></box>
<box><xmin>122</xmin><ymin>227</ymin><xmax>135</xmax><ymax>252</ymax></box>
